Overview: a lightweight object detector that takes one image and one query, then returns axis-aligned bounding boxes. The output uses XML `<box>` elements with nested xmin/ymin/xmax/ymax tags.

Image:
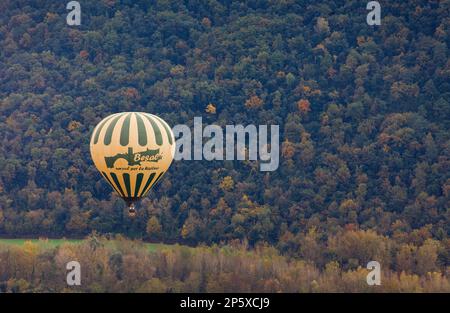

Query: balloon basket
<box><xmin>128</xmin><ymin>204</ymin><xmax>137</xmax><ymax>217</ymax></box>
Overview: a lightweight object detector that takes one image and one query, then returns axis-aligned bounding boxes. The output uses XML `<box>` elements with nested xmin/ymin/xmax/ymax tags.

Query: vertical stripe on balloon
<box><xmin>104</xmin><ymin>113</ymin><xmax>124</xmax><ymax>145</ymax></box>
<box><xmin>142</xmin><ymin>171</ymin><xmax>165</xmax><ymax>197</ymax></box>
<box><xmin>153</xmin><ymin>171</ymin><xmax>165</xmax><ymax>187</ymax></box>
<box><xmin>134</xmin><ymin>173</ymin><xmax>144</xmax><ymax>198</ymax></box>
<box><xmin>110</xmin><ymin>172</ymin><xmax>126</xmax><ymax>197</ymax></box>
<box><xmin>93</xmin><ymin>114</ymin><xmax>116</xmax><ymax>144</ymax></box>
<box><xmin>101</xmin><ymin>171</ymin><xmax>122</xmax><ymax>196</ymax></box>
<box><xmin>135</xmin><ymin>113</ymin><xmax>148</xmax><ymax>146</ymax></box>
<box><xmin>123</xmin><ymin>173</ymin><xmax>132</xmax><ymax>197</ymax></box>
<box><xmin>144</xmin><ymin>114</ymin><xmax>163</xmax><ymax>146</ymax></box>
<box><xmin>153</xmin><ymin>115</ymin><xmax>173</xmax><ymax>145</ymax></box>
<box><xmin>139</xmin><ymin>172</ymin><xmax>156</xmax><ymax>197</ymax></box>
<box><xmin>120</xmin><ymin>113</ymin><xmax>132</xmax><ymax>146</ymax></box>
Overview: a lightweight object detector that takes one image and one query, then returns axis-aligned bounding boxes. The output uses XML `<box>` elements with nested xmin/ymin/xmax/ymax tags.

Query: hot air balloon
<box><xmin>90</xmin><ymin>112</ymin><xmax>175</xmax><ymax>216</ymax></box>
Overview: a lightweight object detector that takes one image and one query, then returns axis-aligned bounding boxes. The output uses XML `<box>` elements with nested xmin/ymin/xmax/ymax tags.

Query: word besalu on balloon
<box><xmin>104</xmin><ymin>147</ymin><xmax>162</xmax><ymax>169</ymax></box>
<box><xmin>90</xmin><ymin>112</ymin><xmax>175</xmax><ymax>216</ymax></box>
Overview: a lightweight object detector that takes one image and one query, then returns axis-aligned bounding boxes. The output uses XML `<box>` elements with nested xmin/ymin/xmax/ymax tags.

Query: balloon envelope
<box><xmin>90</xmin><ymin>112</ymin><xmax>175</xmax><ymax>208</ymax></box>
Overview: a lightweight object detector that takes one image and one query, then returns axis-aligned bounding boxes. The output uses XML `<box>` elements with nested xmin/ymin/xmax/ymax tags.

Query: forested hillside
<box><xmin>0</xmin><ymin>0</ymin><xmax>449</xmax><ymax>277</ymax></box>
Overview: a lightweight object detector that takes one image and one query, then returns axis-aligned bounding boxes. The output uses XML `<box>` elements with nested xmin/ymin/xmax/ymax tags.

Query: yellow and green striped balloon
<box><xmin>90</xmin><ymin>112</ymin><xmax>175</xmax><ymax>213</ymax></box>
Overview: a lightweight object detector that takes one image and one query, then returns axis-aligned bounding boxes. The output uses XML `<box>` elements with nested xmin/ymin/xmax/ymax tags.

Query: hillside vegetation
<box><xmin>0</xmin><ymin>235</ymin><xmax>448</xmax><ymax>292</ymax></box>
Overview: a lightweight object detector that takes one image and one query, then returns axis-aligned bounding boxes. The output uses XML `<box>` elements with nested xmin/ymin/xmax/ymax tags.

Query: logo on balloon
<box><xmin>104</xmin><ymin>147</ymin><xmax>162</xmax><ymax>169</ymax></box>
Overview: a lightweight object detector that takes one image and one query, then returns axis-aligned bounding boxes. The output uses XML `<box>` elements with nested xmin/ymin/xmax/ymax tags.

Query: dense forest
<box><xmin>0</xmin><ymin>0</ymin><xmax>449</xmax><ymax>286</ymax></box>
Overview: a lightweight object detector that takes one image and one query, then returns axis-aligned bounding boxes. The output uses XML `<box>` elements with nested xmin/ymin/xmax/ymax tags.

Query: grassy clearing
<box><xmin>0</xmin><ymin>238</ymin><xmax>170</xmax><ymax>252</ymax></box>
<box><xmin>0</xmin><ymin>238</ymin><xmax>82</xmax><ymax>249</ymax></box>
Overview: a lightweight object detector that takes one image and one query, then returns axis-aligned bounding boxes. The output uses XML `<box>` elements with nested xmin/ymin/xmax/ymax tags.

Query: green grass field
<box><xmin>0</xmin><ymin>238</ymin><xmax>169</xmax><ymax>252</ymax></box>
